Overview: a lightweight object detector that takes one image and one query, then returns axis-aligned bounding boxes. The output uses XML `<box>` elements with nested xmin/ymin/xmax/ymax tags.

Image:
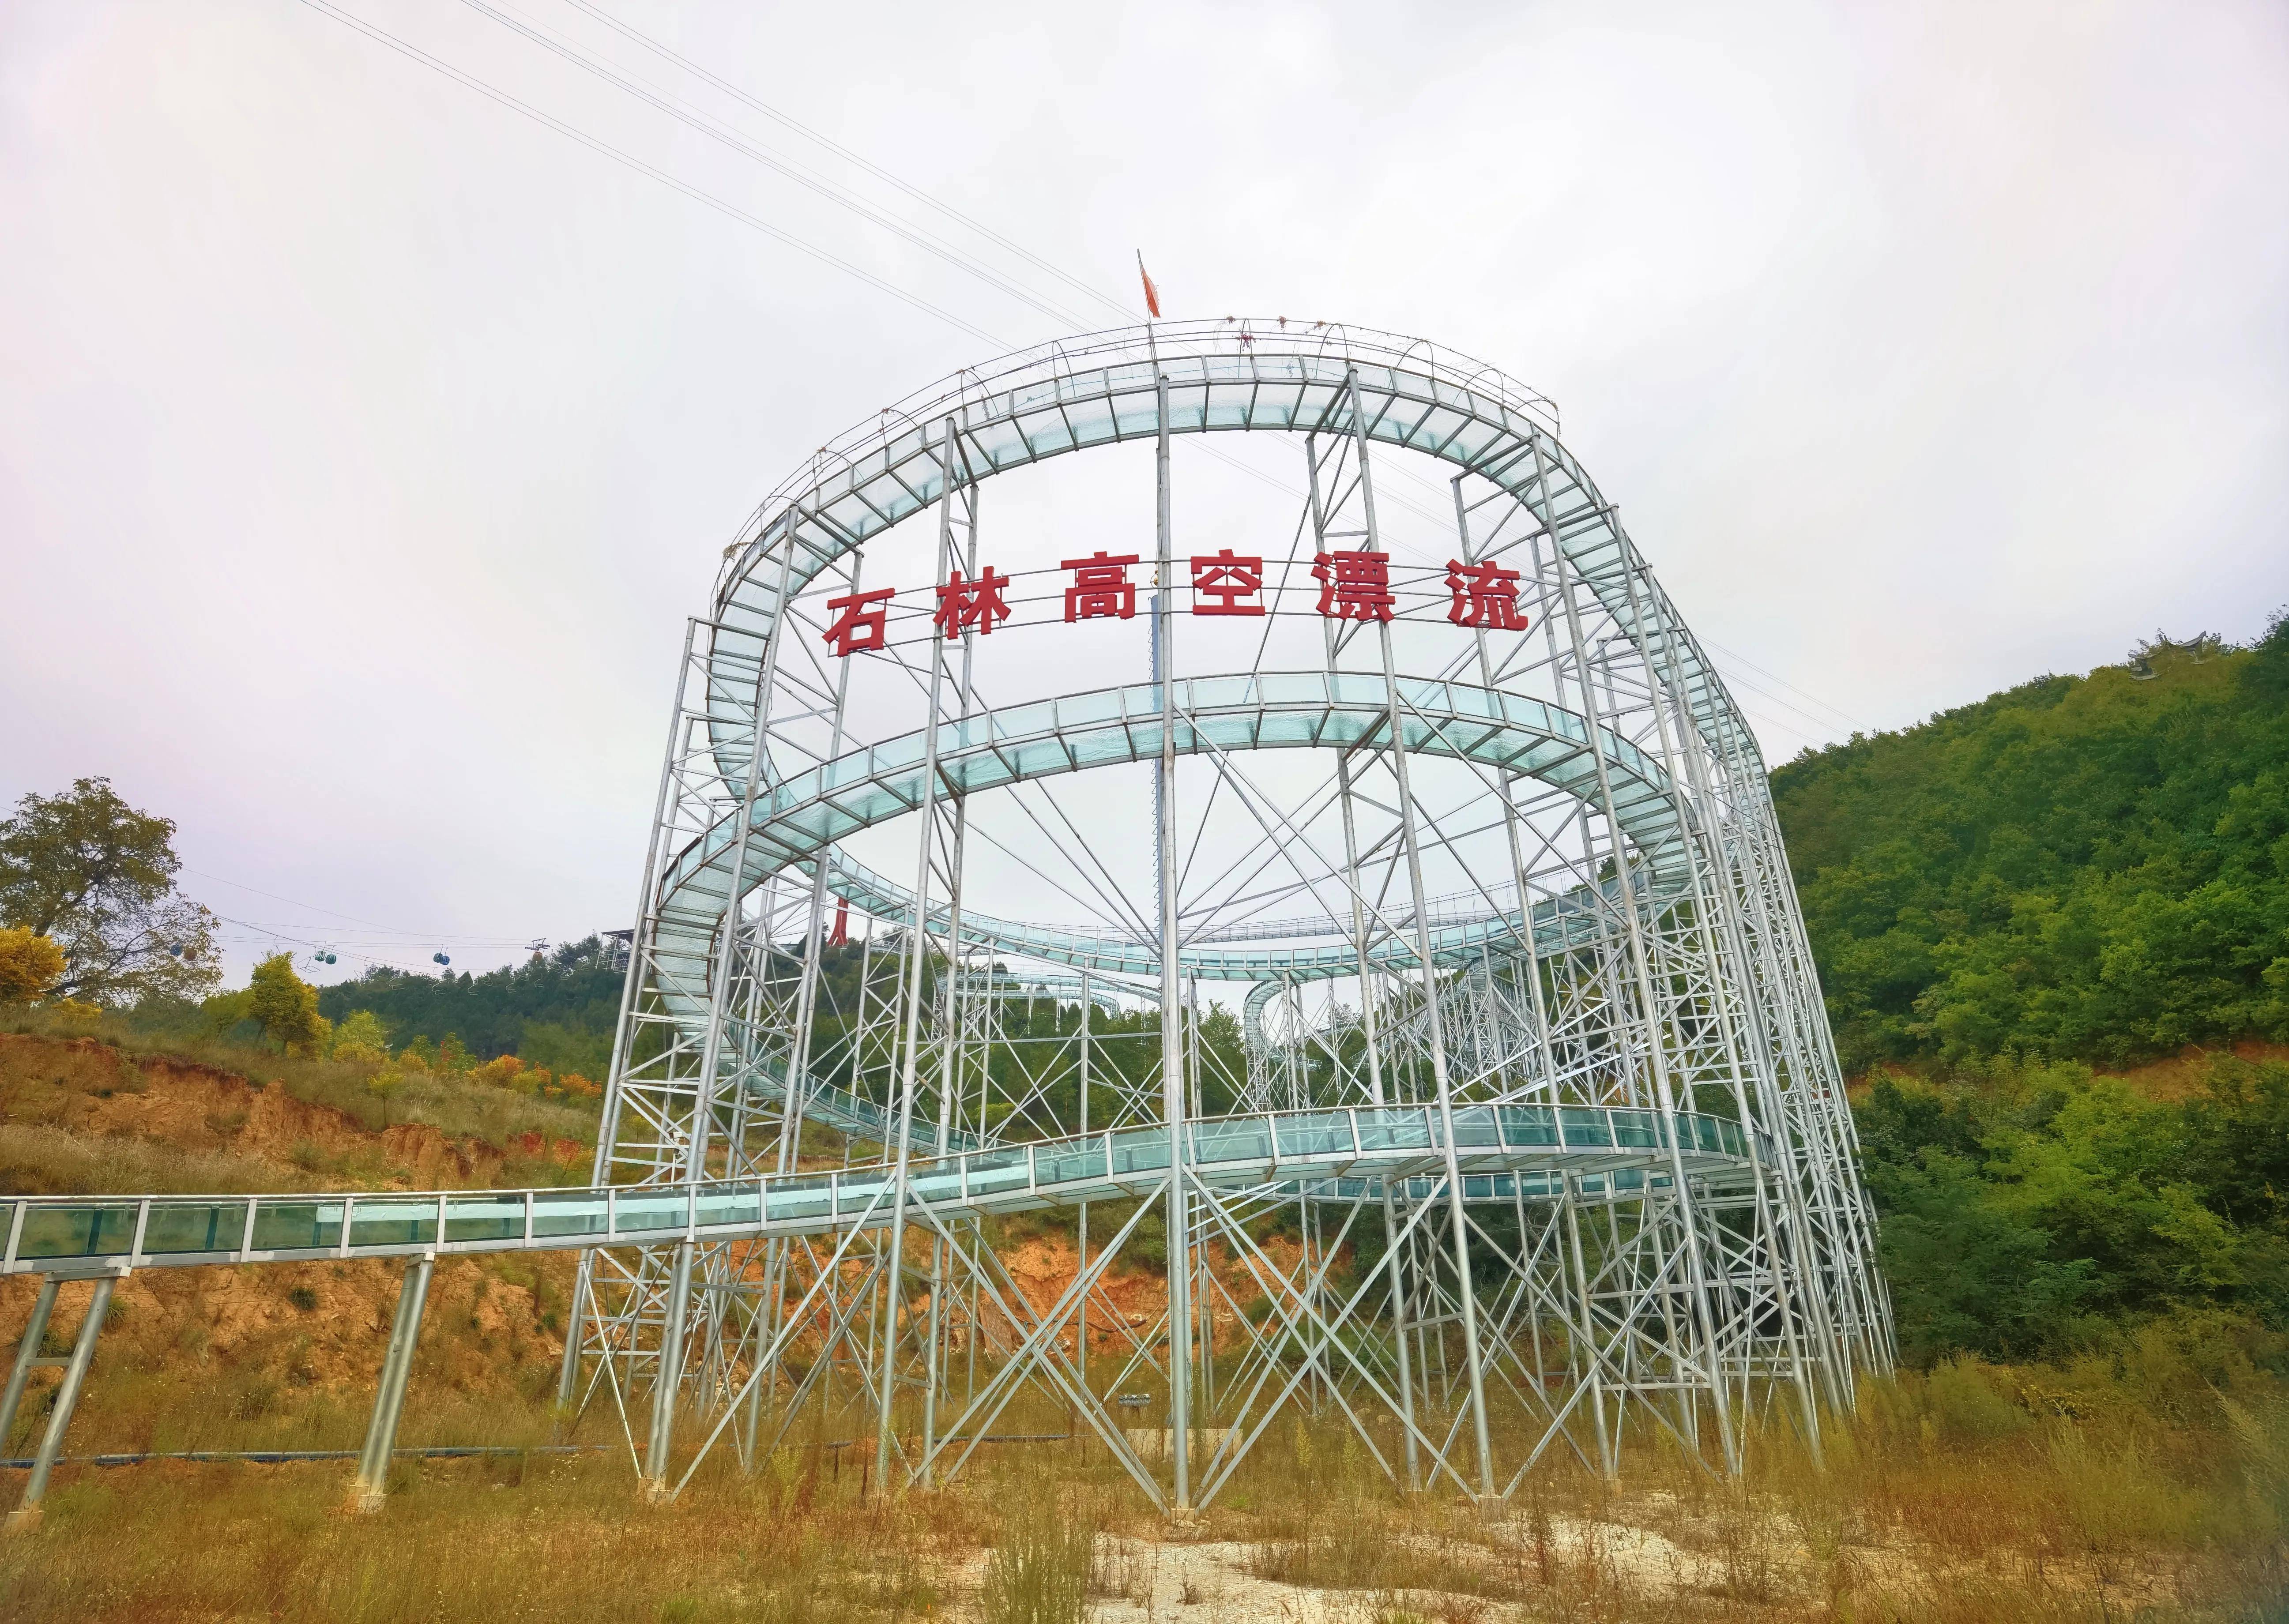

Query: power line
<box><xmin>181</xmin><ymin>866</ymin><xmax>450</xmax><ymax>936</ymax></box>
<box><xmin>460</xmin><ymin>0</ymin><xmax>1103</xmax><ymax>331</ymax></box>
<box><xmin>295</xmin><ymin>0</ymin><xmax>1011</xmax><ymax>347</ymax></box>
<box><xmin>1705</xmin><ymin>658</ymin><xmax>1856</xmax><ymax>745</ymax></box>
<box><xmin>552</xmin><ymin>0</ymin><xmax>1134</xmax><ymax>322</ymax></box>
<box><xmin>1702</xmin><ymin>636</ymin><xmax>1867</xmax><ymax>732</ymax></box>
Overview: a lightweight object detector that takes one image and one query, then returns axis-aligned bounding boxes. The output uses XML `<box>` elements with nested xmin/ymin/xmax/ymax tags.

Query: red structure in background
<box><xmin>826</xmin><ymin>896</ymin><xmax>850</xmax><ymax>948</ymax></box>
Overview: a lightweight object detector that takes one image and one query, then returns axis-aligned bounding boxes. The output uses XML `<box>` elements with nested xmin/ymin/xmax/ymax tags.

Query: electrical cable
<box><xmin>294</xmin><ymin>0</ymin><xmax>1011</xmax><ymax>347</ymax></box>
<box><xmin>295</xmin><ymin>6</ymin><xmax>1842</xmax><ymax>800</ymax></box>
<box><xmin>459</xmin><ymin>0</ymin><xmax>1103</xmax><ymax>331</ymax></box>
<box><xmin>181</xmin><ymin>867</ymin><xmax>453</xmax><ymax>936</ymax></box>
<box><xmin>553</xmin><ymin>0</ymin><xmax>1134</xmax><ymax>321</ymax></box>
<box><xmin>1701</xmin><ymin>636</ymin><xmax>1867</xmax><ymax>731</ymax></box>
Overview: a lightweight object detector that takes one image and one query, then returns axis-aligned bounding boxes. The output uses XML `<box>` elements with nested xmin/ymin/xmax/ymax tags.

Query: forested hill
<box><xmin>315</xmin><ymin>936</ymin><xmax>623</xmax><ymax>1076</ymax></box>
<box><xmin>1769</xmin><ymin>616</ymin><xmax>2289</xmax><ymax>1075</ymax></box>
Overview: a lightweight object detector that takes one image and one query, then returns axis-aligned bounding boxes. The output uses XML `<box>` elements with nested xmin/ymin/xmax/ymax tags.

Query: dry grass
<box><xmin>4</xmin><ymin>1373</ymin><xmax>2280</xmax><ymax>1624</ymax></box>
<box><xmin>1191</xmin><ymin>1366</ymin><xmax>2289</xmax><ymax>1623</ymax></box>
<box><xmin>4</xmin><ymin>1011</ymin><xmax>599</xmax><ymax>1155</ymax></box>
<box><xmin>0</xmin><ymin>1122</ymin><xmax>300</xmax><ymax>1196</ymax></box>
<box><xmin>980</xmin><ymin>1478</ymin><xmax>1096</xmax><ymax>1624</ymax></box>
<box><xmin>0</xmin><ymin>1449</ymin><xmax>976</xmax><ymax>1624</ymax></box>
<box><xmin>0</xmin><ymin>1030</ymin><xmax>593</xmax><ymax>1194</ymax></box>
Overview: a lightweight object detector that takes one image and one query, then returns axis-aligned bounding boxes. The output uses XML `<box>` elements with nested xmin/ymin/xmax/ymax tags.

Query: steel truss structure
<box><xmin>552</xmin><ymin>319</ymin><xmax>1891</xmax><ymax>1509</ymax></box>
<box><xmin>1</xmin><ymin>320</ymin><xmax>1890</xmax><ymax>1523</ymax></box>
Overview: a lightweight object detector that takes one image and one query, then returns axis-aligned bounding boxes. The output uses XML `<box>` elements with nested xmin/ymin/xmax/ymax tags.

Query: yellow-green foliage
<box><xmin>0</xmin><ymin>924</ymin><xmax>65</xmax><ymax>1003</ymax></box>
<box><xmin>328</xmin><ymin>1008</ymin><xmax>390</xmax><ymax>1064</ymax></box>
<box><xmin>246</xmin><ymin>951</ymin><xmax>325</xmax><ymax>1055</ymax></box>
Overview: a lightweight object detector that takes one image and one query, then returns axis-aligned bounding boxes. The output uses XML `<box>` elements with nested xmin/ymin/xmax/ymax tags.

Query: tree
<box><xmin>328</xmin><ymin>1008</ymin><xmax>391</xmax><ymax>1063</ymax></box>
<box><xmin>247</xmin><ymin>951</ymin><xmax>324</xmax><ymax>1054</ymax></box>
<box><xmin>0</xmin><ymin>778</ymin><xmax>218</xmax><ymax>1006</ymax></box>
<box><xmin>0</xmin><ymin>926</ymin><xmax>65</xmax><ymax>1004</ymax></box>
<box><xmin>367</xmin><ymin>1064</ymin><xmax>406</xmax><ymax>1128</ymax></box>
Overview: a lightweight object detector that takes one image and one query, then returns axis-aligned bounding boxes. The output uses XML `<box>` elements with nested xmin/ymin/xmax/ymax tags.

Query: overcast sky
<box><xmin>4</xmin><ymin>0</ymin><xmax>2284</xmax><ymax>989</ymax></box>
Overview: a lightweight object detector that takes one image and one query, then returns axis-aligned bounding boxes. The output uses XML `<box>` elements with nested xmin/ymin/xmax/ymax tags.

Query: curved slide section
<box><xmin>706</xmin><ymin>321</ymin><xmax>1759</xmax><ymax>782</ymax></box>
<box><xmin>640</xmin><ymin>670</ymin><xmax>1692</xmax><ymax>1087</ymax></box>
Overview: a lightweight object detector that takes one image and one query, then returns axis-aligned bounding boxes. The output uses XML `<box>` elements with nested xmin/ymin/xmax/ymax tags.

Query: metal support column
<box><xmin>351</xmin><ymin>1254</ymin><xmax>434</xmax><ymax>1513</ymax></box>
<box><xmin>6</xmin><ymin>1274</ymin><xmax>114</xmax><ymax>1533</ymax></box>
<box><xmin>0</xmin><ymin>1277</ymin><xmax>60</xmax><ymax>1454</ymax></box>
<box><xmin>1153</xmin><ymin>362</ymin><xmax>1193</xmax><ymax>1515</ymax></box>
<box><xmin>642</xmin><ymin>1238</ymin><xmax>697</xmax><ymax>1498</ymax></box>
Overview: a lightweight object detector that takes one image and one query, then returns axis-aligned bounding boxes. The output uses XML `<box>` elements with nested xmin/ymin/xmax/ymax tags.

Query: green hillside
<box><xmin>1772</xmin><ymin>613</ymin><xmax>2289</xmax><ymax>1365</ymax></box>
<box><xmin>1770</xmin><ymin>616</ymin><xmax>2289</xmax><ymax>1073</ymax></box>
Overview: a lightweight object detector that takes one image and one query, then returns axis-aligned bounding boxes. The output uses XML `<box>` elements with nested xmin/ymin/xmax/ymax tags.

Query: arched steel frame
<box><xmin>556</xmin><ymin>319</ymin><xmax>1892</xmax><ymax>1510</ymax></box>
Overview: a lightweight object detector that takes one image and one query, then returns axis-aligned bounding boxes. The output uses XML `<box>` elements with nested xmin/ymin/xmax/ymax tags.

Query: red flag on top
<box><xmin>1137</xmin><ymin>253</ymin><xmax>1162</xmax><ymax>319</ymax></box>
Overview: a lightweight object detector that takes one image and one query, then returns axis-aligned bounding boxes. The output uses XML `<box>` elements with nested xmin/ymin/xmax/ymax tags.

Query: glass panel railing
<box><xmin>444</xmin><ymin>1196</ymin><xmax>523</xmax><ymax>1245</ymax></box>
<box><xmin>142</xmin><ymin>1201</ymin><xmax>247</xmax><ymax>1256</ymax></box>
<box><xmin>1721</xmin><ymin>1120</ymin><xmax>1747</xmax><ymax>1158</ymax></box>
<box><xmin>1191</xmin><ymin>1120</ymin><xmax>1270</xmax><ymax>1165</ymax></box>
<box><xmin>1498</xmin><ymin>1107</ymin><xmax>1559</xmax><ymax>1147</ymax></box>
<box><xmin>965</xmin><ymin>1150</ymin><xmax>1030</xmax><ymax>1197</ymax></box>
<box><xmin>614</xmin><ymin>1191</ymin><xmax>688</xmax><ymax>1233</ymax></box>
<box><xmin>350</xmin><ymin>1199</ymin><xmax>437</xmax><ymax>1249</ymax></box>
<box><xmin>250</xmin><ymin>1200</ymin><xmax>346</xmax><ymax>1252</ymax></box>
<box><xmin>693</xmin><ymin>1185</ymin><xmax>758</xmax><ymax>1229</ymax></box>
<box><xmin>1610</xmin><ymin>1111</ymin><xmax>1661</xmax><ymax>1150</ymax></box>
<box><xmin>16</xmin><ymin>1204</ymin><xmax>136</xmax><ymax>1260</ymax></box>
<box><xmin>1356</xmin><ymin>1108</ymin><xmax>1433</xmax><ymax>1152</ymax></box>
<box><xmin>765</xmin><ymin>1176</ymin><xmax>832</xmax><ymax>1223</ymax></box>
<box><xmin>531</xmin><ymin>1192</ymin><xmax>608</xmax><ymax>1238</ymax></box>
<box><xmin>1559</xmin><ymin>1109</ymin><xmax>1614</xmax><ymax>1150</ymax></box>
<box><xmin>1450</xmin><ymin>1106</ymin><xmax>1501</xmax><ymax>1148</ymax></box>
<box><xmin>1035</xmin><ymin>1140</ymin><xmax>1107</xmax><ymax>1186</ymax></box>
<box><xmin>1109</xmin><ymin>1129</ymin><xmax>1169</xmax><ymax>1175</ymax></box>
<box><xmin>1273</xmin><ymin>1113</ymin><xmax>1353</xmax><ymax>1158</ymax></box>
<box><xmin>901</xmin><ymin>1163</ymin><xmax>960</xmax><ymax>1206</ymax></box>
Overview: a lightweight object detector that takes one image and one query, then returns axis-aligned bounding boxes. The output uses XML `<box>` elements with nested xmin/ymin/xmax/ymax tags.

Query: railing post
<box><xmin>7</xmin><ymin>1274</ymin><xmax>114</xmax><ymax>1533</ymax></box>
<box><xmin>350</xmin><ymin>1253</ymin><xmax>434</xmax><ymax>1513</ymax></box>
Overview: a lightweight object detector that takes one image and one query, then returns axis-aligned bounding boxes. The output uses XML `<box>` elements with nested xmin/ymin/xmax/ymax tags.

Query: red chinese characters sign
<box><xmin>933</xmin><ymin>567</ymin><xmax>1012</xmax><ymax>640</ymax></box>
<box><xmin>820</xmin><ymin>546</ymin><xmax>1528</xmax><ymax>654</ymax></box>
<box><xmin>1311</xmin><ymin>549</ymin><xmax>1395</xmax><ymax>623</ymax></box>
<box><xmin>1445</xmin><ymin>558</ymin><xmax>1529</xmax><ymax>632</ymax></box>
<box><xmin>1063</xmin><ymin>552</ymin><xmax>1138</xmax><ymax>621</ymax></box>
<box><xmin>1190</xmin><ymin>550</ymin><xmax>1265</xmax><ymax>616</ymax></box>
<box><xmin>822</xmin><ymin>587</ymin><xmax>894</xmax><ymax>656</ymax></box>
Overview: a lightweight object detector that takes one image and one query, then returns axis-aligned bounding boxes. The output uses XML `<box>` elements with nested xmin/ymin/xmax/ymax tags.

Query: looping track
<box><xmin>0</xmin><ymin>320</ymin><xmax>1892</xmax><ymax>1522</ymax></box>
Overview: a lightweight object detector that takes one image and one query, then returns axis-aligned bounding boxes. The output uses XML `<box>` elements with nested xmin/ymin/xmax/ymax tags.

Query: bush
<box><xmin>980</xmin><ymin>1489</ymin><xmax>1092</xmax><ymax>1624</ymax></box>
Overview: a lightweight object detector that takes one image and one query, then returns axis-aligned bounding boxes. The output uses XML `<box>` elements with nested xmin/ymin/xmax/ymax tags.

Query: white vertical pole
<box><xmin>1154</xmin><ymin>367</ymin><xmax>1192</xmax><ymax>1514</ymax></box>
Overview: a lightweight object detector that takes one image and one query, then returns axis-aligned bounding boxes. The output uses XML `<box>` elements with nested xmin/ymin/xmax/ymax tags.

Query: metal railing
<box><xmin>0</xmin><ymin>1103</ymin><xmax>1765</xmax><ymax>1277</ymax></box>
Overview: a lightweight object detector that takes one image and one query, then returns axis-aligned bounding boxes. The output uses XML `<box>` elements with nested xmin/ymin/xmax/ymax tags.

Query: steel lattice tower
<box><xmin>554</xmin><ymin>319</ymin><xmax>1895</xmax><ymax>1510</ymax></box>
